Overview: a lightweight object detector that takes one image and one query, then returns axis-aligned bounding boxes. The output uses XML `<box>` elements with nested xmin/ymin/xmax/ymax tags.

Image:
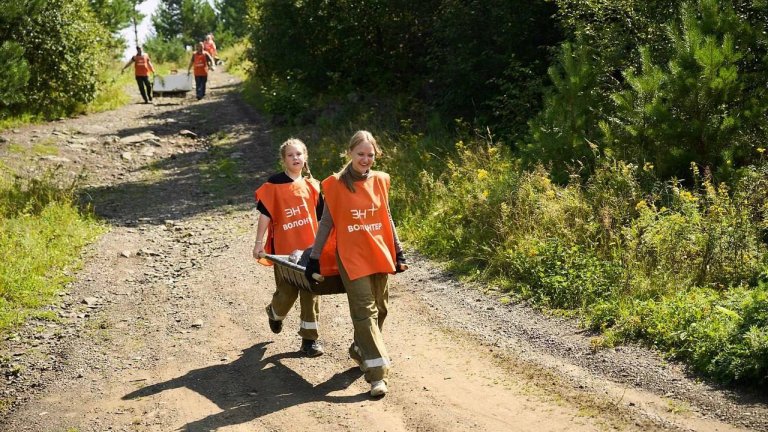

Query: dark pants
<box><xmin>135</xmin><ymin>76</ymin><xmax>152</xmax><ymax>102</ymax></box>
<box><xmin>194</xmin><ymin>75</ymin><xmax>207</xmax><ymax>100</ymax></box>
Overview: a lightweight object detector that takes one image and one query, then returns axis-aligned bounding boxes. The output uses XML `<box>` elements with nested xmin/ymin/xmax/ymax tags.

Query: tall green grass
<box><xmin>393</xmin><ymin>138</ymin><xmax>768</xmax><ymax>386</ymax></box>
<box><xmin>269</xmin><ymin>108</ymin><xmax>768</xmax><ymax>386</ymax></box>
<box><xmin>218</xmin><ymin>41</ymin><xmax>253</xmax><ymax>81</ymax></box>
<box><xmin>0</xmin><ymin>167</ymin><xmax>104</xmax><ymax>332</ymax></box>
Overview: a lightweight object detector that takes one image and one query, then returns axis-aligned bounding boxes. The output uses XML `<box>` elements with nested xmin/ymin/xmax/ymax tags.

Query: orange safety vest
<box><xmin>133</xmin><ymin>54</ymin><xmax>152</xmax><ymax>76</ymax></box>
<box><xmin>192</xmin><ymin>52</ymin><xmax>208</xmax><ymax>76</ymax></box>
<box><xmin>203</xmin><ymin>40</ymin><xmax>217</xmax><ymax>57</ymax></box>
<box><xmin>322</xmin><ymin>171</ymin><xmax>396</xmax><ymax>280</ymax></box>
<box><xmin>254</xmin><ymin>178</ymin><xmax>339</xmax><ymax>276</ymax></box>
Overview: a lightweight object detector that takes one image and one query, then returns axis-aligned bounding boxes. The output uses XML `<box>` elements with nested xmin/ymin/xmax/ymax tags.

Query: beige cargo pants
<box><xmin>268</xmin><ymin>266</ymin><xmax>320</xmax><ymax>340</ymax></box>
<box><xmin>338</xmin><ymin>258</ymin><xmax>390</xmax><ymax>383</ymax></box>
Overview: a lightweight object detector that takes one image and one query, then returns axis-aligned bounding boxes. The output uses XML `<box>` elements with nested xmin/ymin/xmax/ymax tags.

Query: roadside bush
<box><xmin>0</xmin><ymin>41</ymin><xmax>30</xmax><ymax>110</ymax></box>
<box><xmin>257</xmin><ymin>74</ymin><xmax>311</xmax><ymax>122</ymax></box>
<box><xmin>217</xmin><ymin>40</ymin><xmax>252</xmax><ymax>80</ymax></box>
<box><xmin>390</xmin><ymin>132</ymin><xmax>768</xmax><ymax>385</ymax></box>
<box><xmin>624</xmin><ymin>167</ymin><xmax>764</xmax><ymax>291</ymax></box>
<box><xmin>1</xmin><ymin>0</ymin><xmax>111</xmax><ymax>117</ymax></box>
<box><xmin>508</xmin><ymin>239</ymin><xmax>621</xmax><ymax>310</ymax></box>
<box><xmin>593</xmin><ymin>284</ymin><xmax>768</xmax><ymax>385</ymax></box>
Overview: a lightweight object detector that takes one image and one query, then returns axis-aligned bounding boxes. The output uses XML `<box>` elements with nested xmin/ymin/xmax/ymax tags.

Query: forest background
<box><xmin>1</xmin><ymin>0</ymin><xmax>767</xmax><ymax>390</ymax></box>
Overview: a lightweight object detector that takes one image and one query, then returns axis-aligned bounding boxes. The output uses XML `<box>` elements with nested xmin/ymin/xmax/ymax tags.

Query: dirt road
<box><xmin>0</xmin><ymin>70</ymin><xmax>765</xmax><ymax>432</ymax></box>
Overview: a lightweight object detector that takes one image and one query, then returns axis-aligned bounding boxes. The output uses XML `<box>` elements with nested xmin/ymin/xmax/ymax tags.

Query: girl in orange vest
<box><xmin>253</xmin><ymin>138</ymin><xmax>331</xmax><ymax>357</ymax></box>
<box><xmin>305</xmin><ymin>130</ymin><xmax>406</xmax><ymax>397</ymax></box>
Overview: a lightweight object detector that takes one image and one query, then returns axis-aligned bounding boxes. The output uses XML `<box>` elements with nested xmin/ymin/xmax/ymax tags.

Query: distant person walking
<box><xmin>187</xmin><ymin>42</ymin><xmax>214</xmax><ymax>100</ymax></box>
<box><xmin>203</xmin><ymin>33</ymin><xmax>220</xmax><ymax>66</ymax></box>
<box><xmin>121</xmin><ymin>46</ymin><xmax>155</xmax><ymax>104</ymax></box>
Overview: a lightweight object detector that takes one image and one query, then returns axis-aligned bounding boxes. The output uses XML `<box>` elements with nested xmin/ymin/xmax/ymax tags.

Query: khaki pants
<box><xmin>338</xmin><ymin>257</ymin><xmax>390</xmax><ymax>383</ymax></box>
<box><xmin>268</xmin><ymin>267</ymin><xmax>320</xmax><ymax>340</ymax></box>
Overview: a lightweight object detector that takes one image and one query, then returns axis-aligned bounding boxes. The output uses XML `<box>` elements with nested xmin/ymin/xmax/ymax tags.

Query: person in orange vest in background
<box><xmin>187</xmin><ymin>42</ymin><xmax>214</xmax><ymax>100</ymax></box>
<box><xmin>121</xmin><ymin>46</ymin><xmax>155</xmax><ymax>104</ymax></box>
<box><xmin>203</xmin><ymin>33</ymin><xmax>220</xmax><ymax>66</ymax></box>
<box><xmin>305</xmin><ymin>130</ymin><xmax>407</xmax><ymax>398</ymax></box>
<box><xmin>253</xmin><ymin>138</ymin><xmax>339</xmax><ymax>357</ymax></box>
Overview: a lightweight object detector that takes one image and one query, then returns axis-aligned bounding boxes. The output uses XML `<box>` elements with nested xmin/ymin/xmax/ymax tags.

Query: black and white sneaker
<box><xmin>301</xmin><ymin>339</ymin><xmax>324</xmax><ymax>357</ymax></box>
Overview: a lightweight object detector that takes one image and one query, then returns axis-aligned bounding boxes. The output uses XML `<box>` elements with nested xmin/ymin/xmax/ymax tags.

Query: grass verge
<box><xmin>0</xmin><ymin>166</ymin><xmax>105</xmax><ymax>333</ymax></box>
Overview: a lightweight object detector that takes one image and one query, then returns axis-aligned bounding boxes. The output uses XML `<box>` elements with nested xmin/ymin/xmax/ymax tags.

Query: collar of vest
<box><xmin>345</xmin><ymin>165</ymin><xmax>370</xmax><ymax>181</ymax></box>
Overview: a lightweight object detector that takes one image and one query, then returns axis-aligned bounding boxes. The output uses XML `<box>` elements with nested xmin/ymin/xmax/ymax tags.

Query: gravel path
<box><xmin>0</xmin><ymin>69</ymin><xmax>765</xmax><ymax>432</ymax></box>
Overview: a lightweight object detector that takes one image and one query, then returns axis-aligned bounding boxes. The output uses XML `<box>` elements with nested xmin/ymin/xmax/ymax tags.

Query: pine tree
<box><xmin>525</xmin><ymin>42</ymin><xmax>604</xmax><ymax>182</ymax></box>
<box><xmin>89</xmin><ymin>0</ymin><xmax>143</xmax><ymax>34</ymax></box>
<box><xmin>153</xmin><ymin>0</ymin><xmax>217</xmax><ymax>47</ymax></box>
<box><xmin>153</xmin><ymin>0</ymin><xmax>183</xmax><ymax>40</ymax></box>
<box><xmin>608</xmin><ymin>0</ymin><xmax>767</xmax><ymax>179</ymax></box>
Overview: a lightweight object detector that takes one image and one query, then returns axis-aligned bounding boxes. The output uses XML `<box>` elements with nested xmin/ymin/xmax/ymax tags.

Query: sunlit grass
<box><xmin>218</xmin><ymin>41</ymin><xmax>252</xmax><ymax>80</ymax></box>
<box><xmin>0</xmin><ymin>167</ymin><xmax>105</xmax><ymax>333</ymax></box>
<box><xmin>32</xmin><ymin>139</ymin><xmax>59</xmax><ymax>156</ymax></box>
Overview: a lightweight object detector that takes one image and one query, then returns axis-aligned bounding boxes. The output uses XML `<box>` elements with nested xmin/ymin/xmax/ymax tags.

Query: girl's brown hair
<box><xmin>280</xmin><ymin>138</ymin><xmax>313</xmax><ymax>178</ymax></box>
<box><xmin>338</xmin><ymin>130</ymin><xmax>382</xmax><ymax>192</ymax></box>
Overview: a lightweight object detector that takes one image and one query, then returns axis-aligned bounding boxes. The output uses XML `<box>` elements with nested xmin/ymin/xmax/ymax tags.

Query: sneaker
<box><xmin>370</xmin><ymin>380</ymin><xmax>388</xmax><ymax>397</ymax></box>
<box><xmin>300</xmin><ymin>339</ymin><xmax>324</xmax><ymax>357</ymax></box>
<box><xmin>265</xmin><ymin>305</ymin><xmax>282</xmax><ymax>334</ymax></box>
<box><xmin>349</xmin><ymin>344</ymin><xmax>367</xmax><ymax>372</ymax></box>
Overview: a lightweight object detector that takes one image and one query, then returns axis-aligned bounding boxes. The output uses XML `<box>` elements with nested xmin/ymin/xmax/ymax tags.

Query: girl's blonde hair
<box><xmin>339</xmin><ymin>130</ymin><xmax>382</xmax><ymax>192</ymax></box>
<box><xmin>280</xmin><ymin>138</ymin><xmax>313</xmax><ymax>178</ymax></box>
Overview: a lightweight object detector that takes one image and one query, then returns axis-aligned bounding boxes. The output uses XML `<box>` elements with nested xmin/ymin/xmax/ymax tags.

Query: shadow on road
<box><xmin>81</xmin><ymin>78</ymin><xmax>275</xmax><ymax>226</ymax></box>
<box><xmin>122</xmin><ymin>342</ymin><xmax>368</xmax><ymax>430</ymax></box>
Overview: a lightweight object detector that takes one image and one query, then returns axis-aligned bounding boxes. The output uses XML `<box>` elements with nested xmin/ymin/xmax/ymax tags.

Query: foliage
<box><xmin>248</xmin><ymin>0</ymin><xmax>560</xmax><ymax>136</ymax></box>
<box><xmin>425</xmin><ymin>0</ymin><xmax>559</xmax><ymax>137</ymax></box>
<box><xmin>378</xmin><ymin>130</ymin><xmax>768</xmax><ymax>385</ymax></box>
<box><xmin>87</xmin><ymin>0</ymin><xmax>147</xmax><ymax>57</ymax></box>
<box><xmin>153</xmin><ymin>0</ymin><xmax>183</xmax><ymax>40</ymax></box>
<box><xmin>153</xmin><ymin>0</ymin><xmax>218</xmax><ymax>47</ymax></box>
<box><xmin>551</xmin><ymin>0</ymin><xmax>681</xmax><ymax>74</ymax></box>
<box><xmin>249</xmin><ymin>0</ymin><xmax>431</xmax><ymax>93</ymax></box>
<box><xmin>524</xmin><ymin>42</ymin><xmax>604</xmax><ymax>182</ymax></box>
<box><xmin>0</xmin><ymin>42</ymin><xmax>31</xmax><ymax>108</ymax></box>
<box><xmin>143</xmin><ymin>35</ymin><xmax>189</xmax><ymax>64</ymax></box>
<box><xmin>217</xmin><ymin>40</ymin><xmax>252</xmax><ymax>80</ymax></box>
<box><xmin>536</xmin><ymin>0</ymin><xmax>768</xmax><ymax>181</ymax></box>
<box><xmin>87</xmin><ymin>61</ymin><xmax>133</xmax><ymax>113</ymax></box>
<box><xmin>592</xmin><ymin>284</ymin><xmax>768</xmax><ymax>385</ymax></box>
<box><xmin>0</xmin><ymin>0</ymin><xmax>111</xmax><ymax>118</ymax></box>
<box><xmin>0</xmin><ymin>167</ymin><xmax>104</xmax><ymax>332</ymax></box>
<box><xmin>215</xmin><ymin>0</ymin><xmax>250</xmax><ymax>39</ymax></box>
<box><xmin>606</xmin><ymin>0</ymin><xmax>768</xmax><ymax>179</ymax></box>
<box><xmin>88</xmin><ymin>0</ymin><xmax>143</xmax><ymax>34</ymax></box>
